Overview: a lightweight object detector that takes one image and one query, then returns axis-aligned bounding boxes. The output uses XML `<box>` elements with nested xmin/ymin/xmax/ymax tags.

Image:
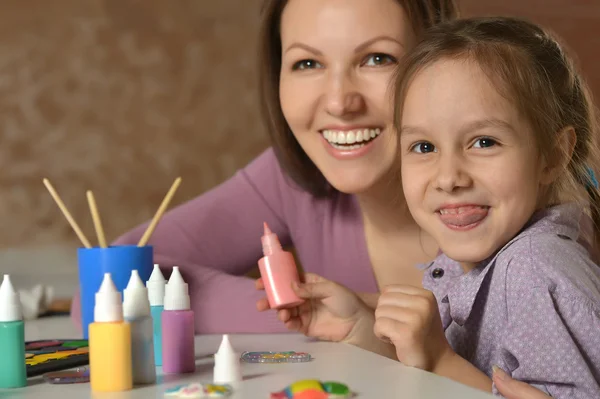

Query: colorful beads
<box><xmin>240</xmin><ymin>351</ymin><xmax>312</xmax><ymax>363</ymax></box>
<box><xmin>270</xmin><ymin>379</ymin><xmax>352</xmax><ymax>398</ymax></box>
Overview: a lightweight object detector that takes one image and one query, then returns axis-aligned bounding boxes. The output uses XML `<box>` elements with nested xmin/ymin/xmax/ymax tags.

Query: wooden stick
<box><xmin>137</xmin><ymin>177</ymin><xmax>182</xmax><ymax>247</ymax></box>
<box><xmin>42</xmin><ymin>178</ymin><xmax>92</xmax><ymax>248</ymax></box>
<box><xmin>86</xmin><ymin>190</ymin><xmax>107</xmax><ymax>248</ymax></box>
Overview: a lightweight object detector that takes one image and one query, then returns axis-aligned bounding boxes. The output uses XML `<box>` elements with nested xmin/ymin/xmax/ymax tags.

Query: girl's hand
<box><xmin>374</xmin><ymin>285</ymin><xmax>452</xmax><ymax>371</ymax></box>
<box><xmin>255</xmin><ymin>273</ymin><xmax>371</xmax><ymax>343</ymax></box>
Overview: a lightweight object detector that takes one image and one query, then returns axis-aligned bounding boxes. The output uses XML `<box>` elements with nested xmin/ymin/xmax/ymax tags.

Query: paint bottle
<box><xmin>258</xmin><ymin>222</ymin><xmax>304</xmax><ymax>309</ymax></box>
<box><xmin>213</xmin><ymin>334</ymin><xmax>242</xmax><ymax>389</ymax></box>
<box><xmin>123</xmin><ymin>269</ymin><xmax>156</xmax><ymax>385</ymax></box>
<box><xmin>161</xmin><ymin>266</ymin><xmax>195</xmax><ymax>374</ymax></box>
<box><xmin>89</xmin><ymin>273</ymin><xmax>133</xmax><ymax>392</ymax></box>
<box><xmin>0</xmin><ymin>274</ymin><xmax>26</xmax><ymax>389</ymax></box>
<box><xmin>146</xmin><ymin>264</ymin><xmax>165</xmax><ymax>366</ymax></box>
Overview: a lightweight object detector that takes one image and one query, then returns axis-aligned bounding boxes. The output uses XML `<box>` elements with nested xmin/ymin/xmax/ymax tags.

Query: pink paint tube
<box><xmin>258</xmin><ymin>222</ymin><xmax>304</xmax><ymax>309</ymax></box>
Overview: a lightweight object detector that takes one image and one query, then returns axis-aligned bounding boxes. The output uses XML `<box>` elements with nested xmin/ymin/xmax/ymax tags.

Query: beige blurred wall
<box><xmin>1</xmin><ymin>0</ymin><xmax>598</xmax><ymax>251</ymax></box>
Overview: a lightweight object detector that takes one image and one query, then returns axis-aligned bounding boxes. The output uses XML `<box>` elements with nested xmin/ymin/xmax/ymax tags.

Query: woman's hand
<box><xmin>493</xmin><ymin>367</ymin><xmax>552</xmax><ymax>399</ymax></box>
<box><xmin>256</xmin><ymin>273</ymin><xmax>370</xmax><ymax>343</ymax></box>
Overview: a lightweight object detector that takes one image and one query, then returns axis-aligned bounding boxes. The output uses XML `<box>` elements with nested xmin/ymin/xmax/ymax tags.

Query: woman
<box><xmin>73</xmin><ymin>0</ymin><xmax>454</xmax><ymax>333</ymax></box>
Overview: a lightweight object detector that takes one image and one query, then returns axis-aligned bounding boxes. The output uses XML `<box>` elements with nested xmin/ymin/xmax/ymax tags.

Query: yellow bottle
<box><xmin>89</xmin><ymin>273</ymin><xmax>133</xmax><ymax>392</ymax></box>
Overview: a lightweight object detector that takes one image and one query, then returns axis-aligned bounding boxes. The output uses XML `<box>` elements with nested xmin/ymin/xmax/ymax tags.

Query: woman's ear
<box><xmin>540</xmin><ymin>126</ymin><xmax>577</xmax><ymax>185</ymax></box>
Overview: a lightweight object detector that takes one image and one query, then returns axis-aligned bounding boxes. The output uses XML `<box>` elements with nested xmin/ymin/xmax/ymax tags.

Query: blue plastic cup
<box><xmin>77</xmin><ymin>245</ymin><xmax>153</xmax><ymax>339</ymax></box>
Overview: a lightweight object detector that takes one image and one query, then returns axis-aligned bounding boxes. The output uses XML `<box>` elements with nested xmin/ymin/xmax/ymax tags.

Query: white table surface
<box><xmin>0</xmin><ymin>316</ymin><xmax>494</xmax><ymax>399</ymax></box>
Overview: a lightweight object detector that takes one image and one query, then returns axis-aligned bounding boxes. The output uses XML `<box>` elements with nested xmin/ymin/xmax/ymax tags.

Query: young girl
<box><xmin>375</xmin><ymin>15</ymin><xmax>600</xmax><ymax>397</ymax></box>
<box><xmin>274</xmin><ymin>16</ymin><xmax>600</xmax><ymax>398</ymax></box>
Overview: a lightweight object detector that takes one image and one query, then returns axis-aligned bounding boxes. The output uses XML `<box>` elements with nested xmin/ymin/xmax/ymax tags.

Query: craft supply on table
<box><xmin>0</xmin><ymin>274</ymin><xmax>27</xmax><ymax>389</ymax></box>
<box><xmin>162</xmin><ymin>266</ymin><xmax>196</xmax><ymax>374</ymax></box>
<box><xmin>270</xmin><ymin>379</ymin><xmax>353</xmax><ymax>399</ymax></box>
<box><xmin>147</xmin><ymin>263</ymin><xmax>166</xmax><ymax>366</ymax></box>
<box><xmin>258</xmin><ymin>222</ymin><xmax>304</xmax><ymax>309</ymax></box>
<box><xmin>241</xmin><ymin>351</ymin><xmax>312</xmax><ymax>363</ymax></box>
<box><xmin>123</xmin><ymin>269</ymin><xmax>156</xmax><ymax>385</ymax></box>
<box><xmin>25</xmin><ymin>339</ymin><xmax>89</xmax><ymax>377</ymax></box>
<box><xmin>42</xmin><ymin>177</ymin><xmax>182</xmax><ymax>339</ymax></box>
<box><xmin>213</xmin><ymin>335</ymin><xmax>242</xmax><ymax>389</ymax></box>
<box><xmin>77</xmin><ymin>244</ymin><xmax>154</xmax><ymax>339</ymax></box>
<box><xmin>43</xmin><ymin>367</ymin><xmax>90</xmax><ymax>384</ymax></box>
<box><xmin>89</xmin><ymin>273</ymin><xmax>133</xmax><ymax>392</ymax></box>
<box><xmin>164</xmin><ymin>382</ymin><xmax>233</xmax><ymax>397</ymax></box>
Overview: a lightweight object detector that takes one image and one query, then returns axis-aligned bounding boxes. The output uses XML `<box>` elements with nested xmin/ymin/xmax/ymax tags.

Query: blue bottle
<box><xmin>146</xmin><ymin>264</ymin><xmax>166</xmax><ymax>366</ymax></box>
<box><xmin>0</xmin><ymin>274</ymin><xmax>26</xmax><ymax>388</ymax></box>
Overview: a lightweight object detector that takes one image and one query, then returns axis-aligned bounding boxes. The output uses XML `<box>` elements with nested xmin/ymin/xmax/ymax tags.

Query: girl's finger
<box><xmin>376</xmin><ymin>304</ymin><xmax>424</xmax><ymax>329</ymax></box>
<box><xmin>284</xmin><ymin>318</ymin><xmax>302</xmax><ymax>332</ymax></box>
<box><xmin>374</xmin><ymin>316</ymin><xmax>405</xmax><ymax>342</ymax></box>
<box><xmin>277</xmin><ymin>308</ymin><xmax>292</xmax><ymax>322</ymax></box>
<box><xmin>255</xmin><ymin>278</ymin><xmax>265</xmax><ymax>290</ymax></box>
<box><xmin>382</xmin><ymin>285</ymin><xmax>431</xmax><ymax>298</ymax></box>
<box><xmin>256</xmin><ymin>297</ymin><xmax>271</xmax><ymax>311</ymax></box>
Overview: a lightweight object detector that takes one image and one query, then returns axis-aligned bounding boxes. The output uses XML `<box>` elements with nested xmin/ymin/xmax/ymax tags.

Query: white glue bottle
<box><xmin>213</xmin><ymin>334</ymin><xmax>242</xmax><ymax>389</ymax></box>
<box><xmin>123</xmin><ymin>270</ymin><xmax>156</xmax><ymax>385</ymax></box>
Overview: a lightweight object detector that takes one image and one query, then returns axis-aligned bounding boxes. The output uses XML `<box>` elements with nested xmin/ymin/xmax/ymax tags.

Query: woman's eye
<box><xmin>472</xmin><ymin>137</ymin><xmax>497</xmax><ymax>148</ymax></box>
<box><xmin>363</xmin><ymin>53</ymin><xmax>397</xmax><ymax>67</ymax></box>
<box><xmin>292</xmin><ymin>59</ymin><xmax>323</xmax><ymax>71</ymax></box>
<box><xmin>411</xmin><ymin>142</ymin><xmax>436</xmax><ymax>154</ymax></box>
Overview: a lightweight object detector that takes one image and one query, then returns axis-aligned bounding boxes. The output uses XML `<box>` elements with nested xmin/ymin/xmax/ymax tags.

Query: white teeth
<box><xmin>322</xmin><ymin>128</ymin><xmax>381</xmax><ymax>145</ymax></box>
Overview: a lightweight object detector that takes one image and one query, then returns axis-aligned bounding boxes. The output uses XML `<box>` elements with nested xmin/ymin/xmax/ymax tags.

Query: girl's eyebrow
<box><xmin>400</xmin><ymin>118</ymin><xmax>515</xmax><ymax>137</ymax></box>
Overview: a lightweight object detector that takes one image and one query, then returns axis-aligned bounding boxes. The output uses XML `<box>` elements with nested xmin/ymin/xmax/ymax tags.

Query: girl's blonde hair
<box><xmin>393</xmin><ymin>16</ymin><xmax>600</xmax><ymax>248</ymax></box>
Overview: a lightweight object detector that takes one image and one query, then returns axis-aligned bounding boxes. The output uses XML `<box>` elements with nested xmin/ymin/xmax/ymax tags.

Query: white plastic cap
<box><xmin>0</xmin><ymin>274</ymin><xmax>23</xmax><ymax>322</ymax></box>
<box><xmin>94</xmin><ymin>273</ymin><xmax>123</xmax><ymax>323</ymax></box>
<box><xmin>164</xmin><ymin>266</ymin><xmax>190</xmax><ymax>311</ymax></box>
<box><xmin>123</xmin><ymin>270</ymin><xmax>151</xmax><ymax>319</ymax></box>
<box><xmin>213</xmin><ymin>334</ymin><xmax>242</xmax><ymax>387</ymax></box>
<box><xmin>146</xmin><ymin>264</ymin><xmax>166</xmax><ymax>306</ymax></box>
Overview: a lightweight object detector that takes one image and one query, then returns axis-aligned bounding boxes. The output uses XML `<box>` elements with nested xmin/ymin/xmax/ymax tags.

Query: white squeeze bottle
<box><xmin>213</xmin><ymin>334</ymin><xmax>242</xmax><ymax>389</ymax></box>
<box><xmin>123</xmin><ymin>270</ymin><xmax>156</xmax><ymax>385</ymax></box>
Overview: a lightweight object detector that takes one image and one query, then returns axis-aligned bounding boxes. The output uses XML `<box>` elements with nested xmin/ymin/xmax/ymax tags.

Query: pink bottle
<box><xmin>161</xmin><ymin>266</ymin><xmax>196</xmax><ymax>374</ymax></box>
<box><xmin>258</xmin><ymin>222</ymin><xmax>304</xmax><ymax>309</ymax></box>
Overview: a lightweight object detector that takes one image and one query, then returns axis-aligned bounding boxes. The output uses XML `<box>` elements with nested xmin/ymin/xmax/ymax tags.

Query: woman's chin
<box><xmin>323</xmin><ymin>173</ymin><xmax>385</xmax><ymax>195</ymax></box>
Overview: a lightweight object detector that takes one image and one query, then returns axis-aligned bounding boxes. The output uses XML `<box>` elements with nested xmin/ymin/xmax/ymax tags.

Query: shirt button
<box><xmin>432</xmin><ymin>268</ymin><xmax>445</xmax><ymax>279</ymax></box>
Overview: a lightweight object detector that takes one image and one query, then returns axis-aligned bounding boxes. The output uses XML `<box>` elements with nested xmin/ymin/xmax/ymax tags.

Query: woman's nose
<box><xmin>324</xmin><ymin>71</ymin><xmax>365</xmax><ymax>117</ymax></box>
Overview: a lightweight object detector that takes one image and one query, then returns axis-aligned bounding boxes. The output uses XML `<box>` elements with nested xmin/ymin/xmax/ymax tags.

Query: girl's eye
<box><xmin>411</xmin><ymin>142</ymin><xmax>436</xmax><ymax>154</ymax></box>
<box><xmin>292</xmin><ymin>59</ymin><xmax>323</xmax><ymax>71</ymax></box>
<box><xmin>363</xmin><ymin>53</ymin><xmax>397</xmax><ymax>67</ymax></box>
<box><xmin>472</xmin><ymin>137</ymin><xmax>497</xmax><ymax>148</ymax></box>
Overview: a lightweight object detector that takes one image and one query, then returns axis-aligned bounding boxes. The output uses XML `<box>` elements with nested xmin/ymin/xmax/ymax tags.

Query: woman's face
<box><xmin>279</xmin><ymin>0</ymin><xmax>414</xmax><ymax>194</ymax></box>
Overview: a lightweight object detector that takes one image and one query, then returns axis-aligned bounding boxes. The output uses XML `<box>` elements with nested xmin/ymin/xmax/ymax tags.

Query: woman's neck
<box><xmin>356</xmin><ymin>176</ymin><xmax>417</xmax><ymax>236</ymax></box>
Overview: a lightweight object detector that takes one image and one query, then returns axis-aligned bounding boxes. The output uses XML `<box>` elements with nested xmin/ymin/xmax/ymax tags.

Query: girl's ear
<box><xmin>540</xmin><ymin>126</ymin><xmax>577</xmax><ymax>185</ymax></box>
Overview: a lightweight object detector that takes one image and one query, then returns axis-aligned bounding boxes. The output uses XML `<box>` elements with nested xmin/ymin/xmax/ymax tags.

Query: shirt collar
<box><xmin>440</xmin><ymin>203</ymin><xmax>583</xmax><ymax>327</ymax></box>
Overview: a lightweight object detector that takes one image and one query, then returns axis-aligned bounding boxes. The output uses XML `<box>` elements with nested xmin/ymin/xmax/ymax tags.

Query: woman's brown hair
<box><xmin>258</xmin><ymin>0</ymin><xmax>459</xmax><ymax>197</ymax></box>
<box><xmin>392</xmin><ymin>16</ymin><xmax>600</xmax><ymax>248</ymax></box>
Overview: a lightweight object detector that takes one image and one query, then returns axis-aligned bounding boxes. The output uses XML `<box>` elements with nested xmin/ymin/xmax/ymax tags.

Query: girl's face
<box><xmin>279</xmin><ymin>0</ymin><xmax>414</xmax><ymax>194</ymax></box>
<box><xmin>399</xmin><ymin>58</ymin><xmax>552</xmax><ymax>270</ymax></box>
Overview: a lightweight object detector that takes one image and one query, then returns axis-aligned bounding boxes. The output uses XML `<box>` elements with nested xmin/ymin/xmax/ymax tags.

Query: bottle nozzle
<box><xmin>147</xmin><ymin>264</ymin><xmax>166</xmax><ymax>307</ymax></box>
<box><xmin>124</xmin><ymin>269</ymin><xmax>151</xmax><ymax>319</ymax></box>
<box><xmin>164</xmin><ymin>266</ymin><xmax>190</xmax><ymax>311</ymax></box>
<box><xmin>261</xmin><ymin>222</ymin><xmax>282</xmax><ymax>256</ymax></box>
<box><xmin>263</xmin><ymin>222</ymin><xmax>272</xmax><ymax>235</ymax></box>
<box><xmin>94</xmin><ymin>273</ymin><xmax>123</xmax><ymax>323</ymax></box>
<box><xmin>0</xmin><ymin>274</ymin><xmax>22</xmax><ymax>322</ymax></box>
